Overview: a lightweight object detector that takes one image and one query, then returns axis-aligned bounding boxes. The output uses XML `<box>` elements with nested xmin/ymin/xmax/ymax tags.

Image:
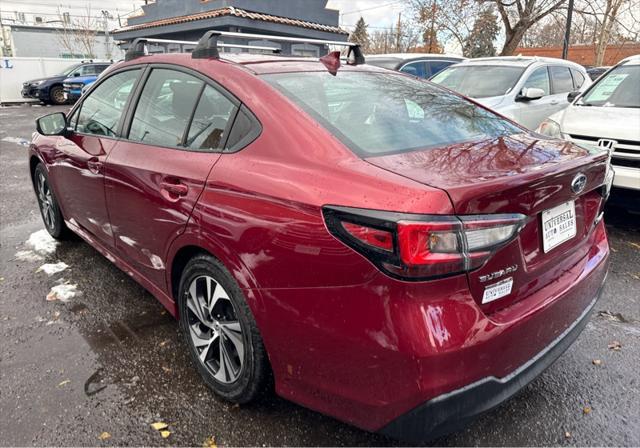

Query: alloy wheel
<box><xmin>37</xmin><ymin>172</ymin><xmax>56</xmax><ymax>230</ymax></box>
<box><xmin>185</xmin><ymin>275</ymin><xmax>244</xmax><ymax>383</ymax></box>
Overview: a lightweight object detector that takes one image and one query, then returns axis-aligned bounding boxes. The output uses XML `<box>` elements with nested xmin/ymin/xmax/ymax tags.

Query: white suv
<box><xmin>538</xmin><ymin>55</ymin><xmax>640</xmax><ymax>209</ymax></box>
<box><xmin>431</xmin><ymin>56</ymin><xmax>591</xmax><ymax>130</ymax></box>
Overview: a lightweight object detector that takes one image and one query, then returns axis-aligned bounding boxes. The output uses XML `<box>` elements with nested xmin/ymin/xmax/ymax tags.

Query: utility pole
<box><xmin>396</xmin><ymin>12</ymin><xmax>402</xmax><ymax>52</ymax></box>
<box><xmin>562</xmin><ymin>0</ymin><xmax>575</xmax><ymax>60</ymax></box>
<box><xmin>101</xmin><ymin>10</ymin><xmax>112</xmax><ymax>59</ymax></box>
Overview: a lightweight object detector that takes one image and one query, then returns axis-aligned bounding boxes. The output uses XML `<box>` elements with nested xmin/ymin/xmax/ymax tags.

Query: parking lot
<box><xmin>1</xmin><ymin>104</ymin><xmax>639</xmax><ymax>446</ymax></box>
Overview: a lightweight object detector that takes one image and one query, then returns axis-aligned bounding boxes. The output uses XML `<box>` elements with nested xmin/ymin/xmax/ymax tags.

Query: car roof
<box><xmin>453</xmin><ymin>56</ymin><xmax>585</xmax><ymax>69</ymax></box>
<box><xmin>620</xmin><ymin>54</ymin><xmax>640</xmax><ymax>65</ymax></box>
<box><xmin>366</xmin><ymin>53</ymin><xmax>465</xmax><ymax>61</ymax></box>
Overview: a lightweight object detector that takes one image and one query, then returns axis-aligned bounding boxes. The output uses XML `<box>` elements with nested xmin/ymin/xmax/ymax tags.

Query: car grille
<box><xmin>568</xmin><ymin>134</ymin><xmax>640</xmax><ymax>168</ymax></box>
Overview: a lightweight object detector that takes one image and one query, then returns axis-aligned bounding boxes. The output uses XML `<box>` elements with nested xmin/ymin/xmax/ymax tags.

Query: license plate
<box><xmin>483</xmin><ymin>278</ymin><xmax>513</xmax><ymax>304</ymax></box>
<box><xmin>542</xmin><ymin>200</ymin><xmax>576</xmax><ymax>253</ymax></box>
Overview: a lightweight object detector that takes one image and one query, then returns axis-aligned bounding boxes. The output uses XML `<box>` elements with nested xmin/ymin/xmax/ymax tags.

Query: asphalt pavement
<box><xmin>1</xmin><ymin>104</ymin><xmax>638</xmax><ymax>447</ymax></box>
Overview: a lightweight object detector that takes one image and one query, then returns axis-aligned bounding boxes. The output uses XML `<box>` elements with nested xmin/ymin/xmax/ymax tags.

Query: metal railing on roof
<box><xmin>124</xmin><ymin>30</ymin><xmax>364</xmax><ymax>65</ymax></box>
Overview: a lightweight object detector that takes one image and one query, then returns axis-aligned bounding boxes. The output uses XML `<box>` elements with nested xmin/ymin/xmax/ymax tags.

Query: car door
<box><xmin>49</xmin><ymin>68</ymin><xmax>142</xmax><ymax>245</ymax></box>
<box><xmin>548</xmin><ymin>65</ymin><xmax>575</xmax><ymax>115</ymax></box>
<box><xmin>105</xmin><ymin>66</ymin><xmax>239</xmax><ymax>289</ymax></box>
<box><xmin>516</xmin><ymin>66</ymin><xmax>554</xmax><ymax>129</ymax></box>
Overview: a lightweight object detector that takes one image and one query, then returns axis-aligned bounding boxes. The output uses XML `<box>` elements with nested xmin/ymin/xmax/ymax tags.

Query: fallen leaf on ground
<box><xmin>98</xmin><ymin>432</ymin><xmax>111</xmax><ymax>440</ymax></box>
<box><xmin>565</xmin><ymin>431</ymin><xmax>571</xmax><ymax>438</ymax></box>
<box><xmin>151</xmin><ymin>422</ymin><xmax>168</xmax><ymax>431</ymax></box>
<box><xmin>610</xmin><ymin>247</ymin><xmax>617</xmax><ymax>252</ymax></box>
<box><xmin>203</xmin><ymin>436</ymin><xmax>217</xmax><ymax>448</ymax></box>
<box><xmin>592</xmin><ymin>359</ymin><xmax>602</xmax><ymax>366</ymax></box>
<box><xmin>628</xmin><ymin>242</ymin><xmax>640</xmax><ymax>250</ymax></box>
<box><xmin>161</xmin><ymin>366</ymin><xmax>171</xmax><ymax>373</ymax></box>
<box><xmin>159</xmin><ymin>340</ymin><xmax>169</xmax><ymax>347</ymax></box>
<box><xmin>608</xmin><ymin>340</ymin><xmax>622</xmax><ymax>351</ymax></box>
<box><xmin>160</xmin><ymin>430</ymin><xmax>171</xmax><ymax>439</ymax></box>
<box><xmin>57</xmin><ymin>379</ymin><xmax>70</xmax><ymax>387</ymax></box>
<box><xmin>583</xmin><ymin>406</ymin><xmax>592</xmax><ymax>414</ymax></box>
<box><xmin>598</xmin><ymin>311</ymin><xmax>629</xmax><ymax>323</ymax></box>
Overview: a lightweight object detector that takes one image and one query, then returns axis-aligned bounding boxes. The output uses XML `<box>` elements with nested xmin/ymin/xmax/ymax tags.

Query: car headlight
<box><xmin>34</xmin><ymin>80</ymin><xmax>46</xmax><ymax>86</ymax></box>
<box><xmin>536</xmin><ymin>119</ymin><xmax>563</xmax><ymax>139</ymax></box>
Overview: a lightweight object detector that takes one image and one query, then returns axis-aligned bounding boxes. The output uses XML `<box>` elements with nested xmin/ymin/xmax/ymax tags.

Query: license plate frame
<box><xmin>541</xmin><ymin>200</ymin><xmax>577</xmax><ymax>253</ymax></box>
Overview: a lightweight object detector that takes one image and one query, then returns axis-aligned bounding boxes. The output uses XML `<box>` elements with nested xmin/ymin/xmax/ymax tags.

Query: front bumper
<box><xmin>611</xmin><ymin>164</ymin><xmax>640</xmax><ymax>191</ymax></box>
<box><xmin>380</xmin><ymin>281</ymin><xmax>604</xmax><ymax>443</ymax></box>
<box><xmin>21</xmin><ymin>86</ymin><xmax>44</xmax><ymax>100</ymax></box>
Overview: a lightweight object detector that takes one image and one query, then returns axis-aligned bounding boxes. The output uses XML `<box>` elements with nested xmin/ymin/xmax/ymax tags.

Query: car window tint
<box><xmin>186</xmin><ymin>85</ymin><xmax>236</xmax><ymax>151</ymax></box>
<box><xmin>265</xmin><ymin>71</ymin><xmax>521</xmax><ymax>157</ymax></box>
<box><xmin>427</xmin><ymin>60</ymin><xmax>454</xmax><ymax>77</ymax></box>
<box><xmin>523</xmin><ymin>67</ymin><xmax>550</xmax><ymax>95</ymax></box>
<box><xmin>400</xmin><ymin>62</ymin><xmax>427</xmax><ymax>78</ymax></box>
<box><xmin>550</xmin><ymin>66</ymin><xmax>574</xmax><ymax>93</ymax></box>
<box><xmin>225</xmin><ymin>105</ymin><xmax>261</xmax><ymax>152</ymax></box>
<box><xmin>129</xmin><ymin>69</ymin><xmax>204</xmax><ymax>147</ymax></box>
<box><xmin>76</xmin><ymin>69</ymin><xmax>140</xmax><ymax>137</ymax></box>
<box><xmin>571</xmin><ymin>69</ymin><xmax>586</xmax><ymax>89</ymax></box>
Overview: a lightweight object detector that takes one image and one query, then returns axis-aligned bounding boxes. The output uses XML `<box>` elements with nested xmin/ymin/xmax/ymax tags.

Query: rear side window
<box><xmin>265</xmin><ymin>71</ymin><xmax>521</xmax><ymax>157</ymax></box>
<box><xmin>550</xmin><ymin>66</ymin><xmax>574</xmax><ymax>93</ymax></box>
<box><xmin>186</xmin><ymin>85</ymin><xmax>236</xmax><ymax>151</ymax></box>
<box><xmin>571</xmin><ymin>69</ymin><xmax>586</xmax><ymax>89</ymax></box>
<box><xmin>523</xmin><ymin>67</ymin><xmax>550</xmax><ymax>95</ymax></box>
<box><xmin>76</xmin><ymin>69</ymin><xmax>140</xmax><ymax>137</ymax></box>
<box><xmin>400</xmin><ymin>62</ymin><xmax>427</xmax><ymax>78</ymax></box>
<box><xmin>129</xmin><ymin>69</ymin><xmax>203</xmax><ymax>147</ymax></box>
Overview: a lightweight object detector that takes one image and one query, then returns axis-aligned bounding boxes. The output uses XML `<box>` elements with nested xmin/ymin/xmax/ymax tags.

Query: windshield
<box><xmin>578</xmin><ymin>64</ymin><xmax>640</xmax><ymax>108</ymax></box>
<box><xmin>58</xmin><ymin>64</ymin><xmax>82</xmax><ymax>76</ymax></box>
<box><xmin>264</xmin><ymin>71</ymin><xmax>521</xmax><ymax>157</ymax></box>
<box><xmin>431</xmin><ymin>65</ymin><xmax>525</xmax><ymax>98</ymax></box>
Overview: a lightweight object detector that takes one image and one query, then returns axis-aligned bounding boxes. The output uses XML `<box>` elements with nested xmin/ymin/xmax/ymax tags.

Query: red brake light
<box><xmin>342</xmin><ymin>222</ymin><xmax>393</xmax><ymax>252</ymax></box>
<box><xmin>323</xmin><ymin>206</ymin><xmax>526</xmax><ymax>281</ymax></box>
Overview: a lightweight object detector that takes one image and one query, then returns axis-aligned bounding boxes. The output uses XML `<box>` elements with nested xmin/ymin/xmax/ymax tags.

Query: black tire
<box><xmin>178</xmin><ymin>254</ymin><xmax>271</xmax><ymax>403</ymax></box>
<box><xmin>33</xmin><ymin>164</ymin><xmax>72</xmax><ymax>240</ymax></box>
<box><xmin>48</xmin><ymin>85</ymin><xmax>66</xmax><ymax>105</ymax></box>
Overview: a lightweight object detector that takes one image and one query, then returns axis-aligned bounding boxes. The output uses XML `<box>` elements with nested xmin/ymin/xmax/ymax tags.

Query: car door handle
<box><xmin>160</xmin><ymin>181</ymin><xmax>189</xmax><ymax>196</ymax></box>
<box><xmin>87</xmin><ymin>158</ymin><xmax>102</xmax><ymax>174</ymax></box>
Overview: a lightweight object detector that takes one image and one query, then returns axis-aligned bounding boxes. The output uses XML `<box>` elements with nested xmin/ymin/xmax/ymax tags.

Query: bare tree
<box><xmin>56</xmin><ymin>7</ymin><xmax>79</xmax><ymax>57</ymax></box>
<box><xmin>55</xmin><ymin>6</ymin><xmax>98</xmax><ymax>58</ymax></box>
<box><xmin>482</xmin><ymin>0</ymin><xmax>568</xmax><ymax>55</ymax></box>
<box><xmin>411</xmin><ymin>0</ymin><xmax>480</xmax><ymax>52</ymax></box>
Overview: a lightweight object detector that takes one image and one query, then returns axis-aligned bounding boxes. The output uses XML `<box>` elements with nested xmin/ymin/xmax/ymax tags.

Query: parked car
<box><xmin>538</xmin><ymin>55</ymin><xmax>639</xmax><ymax>211</ymax></box>
<box><xmin>29</xmin><ymin>34</ymin><xmax>611</xmax><ymax>444</ymax></box>
<box><xmin>366</xmin><ymin>53</ymin><xmax>465</xmax><ymax>78</ymax></box>
<box><xmin>431</xmin><ymin>56</ymin><xmax>591</xmax><ymax>130</ymax></box>
<box><xmin>62</xmin><ymin>62</ymin><xmax>112</xmax><ymax>102</ymax></box>
<box><xmin>585</xmin><ymin>66</ymin><xmax>611</xmax><ymax>80</ymax></box>
<box><xmin>21</xmin><ymin>61</ymin><xmax>110</xmax><ymax>105</ymax></box>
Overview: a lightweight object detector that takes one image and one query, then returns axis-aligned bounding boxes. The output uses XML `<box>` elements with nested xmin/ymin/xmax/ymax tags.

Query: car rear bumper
<box><xmin>379</xmin><ymin>279</ymin><xmax>605</xmax><ymax>443</ymax></box>
<box><xmin>611</xmin><ymin>165</ymin><xmax>640</xmax><ymax>191</ymax></box>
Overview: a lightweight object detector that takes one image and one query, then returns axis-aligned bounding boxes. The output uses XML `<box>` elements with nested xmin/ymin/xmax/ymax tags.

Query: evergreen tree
<box><xmin>462</xmin><ymin>7</ymin><xmax>499</xmax><ymax>58</ymax></box>
<box><xmin>349</xmin><ymin>17</ymin><xmax>369</xmax><ymax>51</ymax></box>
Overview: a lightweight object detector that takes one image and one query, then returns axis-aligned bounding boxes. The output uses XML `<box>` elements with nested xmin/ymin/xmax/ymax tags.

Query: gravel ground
<box><xmin>1</xmin><ymin>104</ymin><xmax>638</xmax><ymax>446</ymax></box>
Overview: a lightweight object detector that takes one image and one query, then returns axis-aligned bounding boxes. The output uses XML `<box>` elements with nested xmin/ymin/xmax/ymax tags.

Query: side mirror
<box><xmin>517</xmin><ymin>87</ymin><xmax>545</xmax><ymax>101</ymax></box>
<box><xmin>567</xmin><ymin>90</ymin><xmax>581</xmax><ymax>103</ymax></box>
<box><xmin>36</xmin><ymin>112</ymin><xmax>68</xmax><ymax>136</ymax></box>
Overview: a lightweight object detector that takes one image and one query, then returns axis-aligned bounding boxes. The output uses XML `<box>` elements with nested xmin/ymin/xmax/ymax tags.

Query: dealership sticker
<box><xmin>482</xmin><ymin>277</ymin><xmax>513</xmax><ymax>304</ymax></box>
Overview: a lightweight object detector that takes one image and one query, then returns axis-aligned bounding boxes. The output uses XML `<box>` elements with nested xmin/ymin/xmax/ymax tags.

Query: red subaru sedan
<box><xmin>29</xmin><ymin>43</ymin><xmax>612</xmax><ymax>442</ymax></box>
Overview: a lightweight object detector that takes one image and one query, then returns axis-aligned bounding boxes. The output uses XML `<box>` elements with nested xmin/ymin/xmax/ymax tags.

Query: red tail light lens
<box><xmin>323</xmin><ymin>206</ymin><xmax>526</xmax><ymax>281</ymax></box>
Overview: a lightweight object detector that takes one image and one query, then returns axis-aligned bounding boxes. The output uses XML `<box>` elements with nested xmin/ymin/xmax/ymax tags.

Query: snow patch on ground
<box><xmin>46</xmin><ymin>282</ymin><xmax>80</xmax><ymax>302</ymax></box>
<box><xmin>26</xmin><ymin>230</ymin><xmax>58</xmax><ymax>255</ymax></box>
<box><xmin>15</xmin><ymin>250</ymin><xmax>44</xmax><ymax>262</ymax></box>
<box><xmin>37</xmin><ymin>262</ymin><xmax>69</xmax><ymax>276</ymax></box>
<box><xmin>1</xmin><ymin>136</ymin><xmax>29</xmax><ymax>146</ymax></box>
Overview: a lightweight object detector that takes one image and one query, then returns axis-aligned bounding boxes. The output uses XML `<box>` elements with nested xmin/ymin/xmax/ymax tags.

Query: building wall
<box><xmin>127</xmin><ymin>0</ymin><xmax>339</xmax><ymax>26</ymax></box>
<box><xmin>515</xmin><ymin>43</ymin><xmax>640</xmax><ymax>66</ymax></box>
<box><xmin>10</xmin><ymin>26</ymin><xmax>123</xmax><ymax>59</ymax></box>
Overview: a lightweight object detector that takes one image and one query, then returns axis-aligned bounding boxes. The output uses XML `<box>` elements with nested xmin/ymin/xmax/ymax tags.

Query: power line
<box><xmin>340</xmin><ymin>1</ymin><xmax>404</xmax><ymax>17</ymax></box>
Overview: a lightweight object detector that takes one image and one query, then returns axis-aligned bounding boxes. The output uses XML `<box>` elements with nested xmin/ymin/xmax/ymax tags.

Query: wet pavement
<box><xmin>1</xmin><ymin>104</ymin><xmax>639</xmax><ymax>446</ymax></box>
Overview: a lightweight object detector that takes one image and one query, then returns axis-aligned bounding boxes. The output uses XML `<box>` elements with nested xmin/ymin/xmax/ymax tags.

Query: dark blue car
<box><xmin>21</xmin><ymin>62</ymin><xmax>111</xmax><ymax>105</ymax></box>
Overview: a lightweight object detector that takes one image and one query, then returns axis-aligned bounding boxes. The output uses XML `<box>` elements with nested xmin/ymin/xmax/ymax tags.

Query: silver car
<box><xmin>431</xmin><ymin>56</ymin><xmax>591</xmax><ymax>130</ymax></box>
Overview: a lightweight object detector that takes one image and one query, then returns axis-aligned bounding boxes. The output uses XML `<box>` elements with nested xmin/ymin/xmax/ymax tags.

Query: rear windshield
<box><xmin>263</xmin><ymin>71</ymin><xmax>521</xmax><ymax>157</ymax></box>
<box><xmin>431</xmin><ymin>65</ymin><xmax>525</xmax><ymax>98</ymax></box>
<box><xmin>578</xmin><ymin>64</ymin><xmax>639</xmax><ymax>108</ymax></box>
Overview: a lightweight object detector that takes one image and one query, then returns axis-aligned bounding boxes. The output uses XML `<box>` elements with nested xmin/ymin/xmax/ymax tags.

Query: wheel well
<box><xmin>170</xmin><ymin>245</ymin><xmax>211</xmax><ymax>300</ymax></box>
<box><xmin>29</xmin><ymin>156</ymin><xmax>40</xmax><ymax>184</ymax></box>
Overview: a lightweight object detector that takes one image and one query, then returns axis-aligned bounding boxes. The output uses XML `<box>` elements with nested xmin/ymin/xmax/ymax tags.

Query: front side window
<box><xmin>76</xmin><ymin>69</ymin><xmax>140</xmax><ymax>137</ymax></box>
<box><xmin>523</xmin><ymin>67</ymin><xmax>550</xmax><ymax>95</ymax></box>
<box><xmin>265</xmin><ymin>71</ymin><xmax>521</xmax><ymax>157</ymax></box>
<box><xmin>186</xmin><ymin>85</ymin><xmax>236</xmax><ymax>151</ymax></box>
<box><xmin>550</xmin><ymin>66</ymin><xmax>574</xmax><ymax>93</ymax></box>
<box><xmin>129</xmin><ymin>69</ymin><xmax>204</xmax><ymax>147</ymax></box>
<box><xmin>431</xmin><ymin>65</ymin><xmax>525</xmax><ymax>98</ymax></box>
<box><xmin>579</xmin><ymin>64</ymin><xmax>640</xmax><ymax>108</ymax></box>
<box><xmin>400</xmin><ymin>62</ymin><xmax>427</xmax><ymax>78</ymax></box>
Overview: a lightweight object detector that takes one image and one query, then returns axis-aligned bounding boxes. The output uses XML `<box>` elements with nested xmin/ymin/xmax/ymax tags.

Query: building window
<box><xmin>248</xmin><ymin>40</ymin><xmax>281</xmax><ymax>54</ymax></box>
<box><xmin>291</xmin><ymin>43</ymin><xmax>319</xmax><ymax>57</ymax></box>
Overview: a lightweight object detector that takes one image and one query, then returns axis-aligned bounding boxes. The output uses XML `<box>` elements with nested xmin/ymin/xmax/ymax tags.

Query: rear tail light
<box><xmin>324</xmin><ymin>206</ymin><xmax>526</xmax><ymax>281</ymax></box>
